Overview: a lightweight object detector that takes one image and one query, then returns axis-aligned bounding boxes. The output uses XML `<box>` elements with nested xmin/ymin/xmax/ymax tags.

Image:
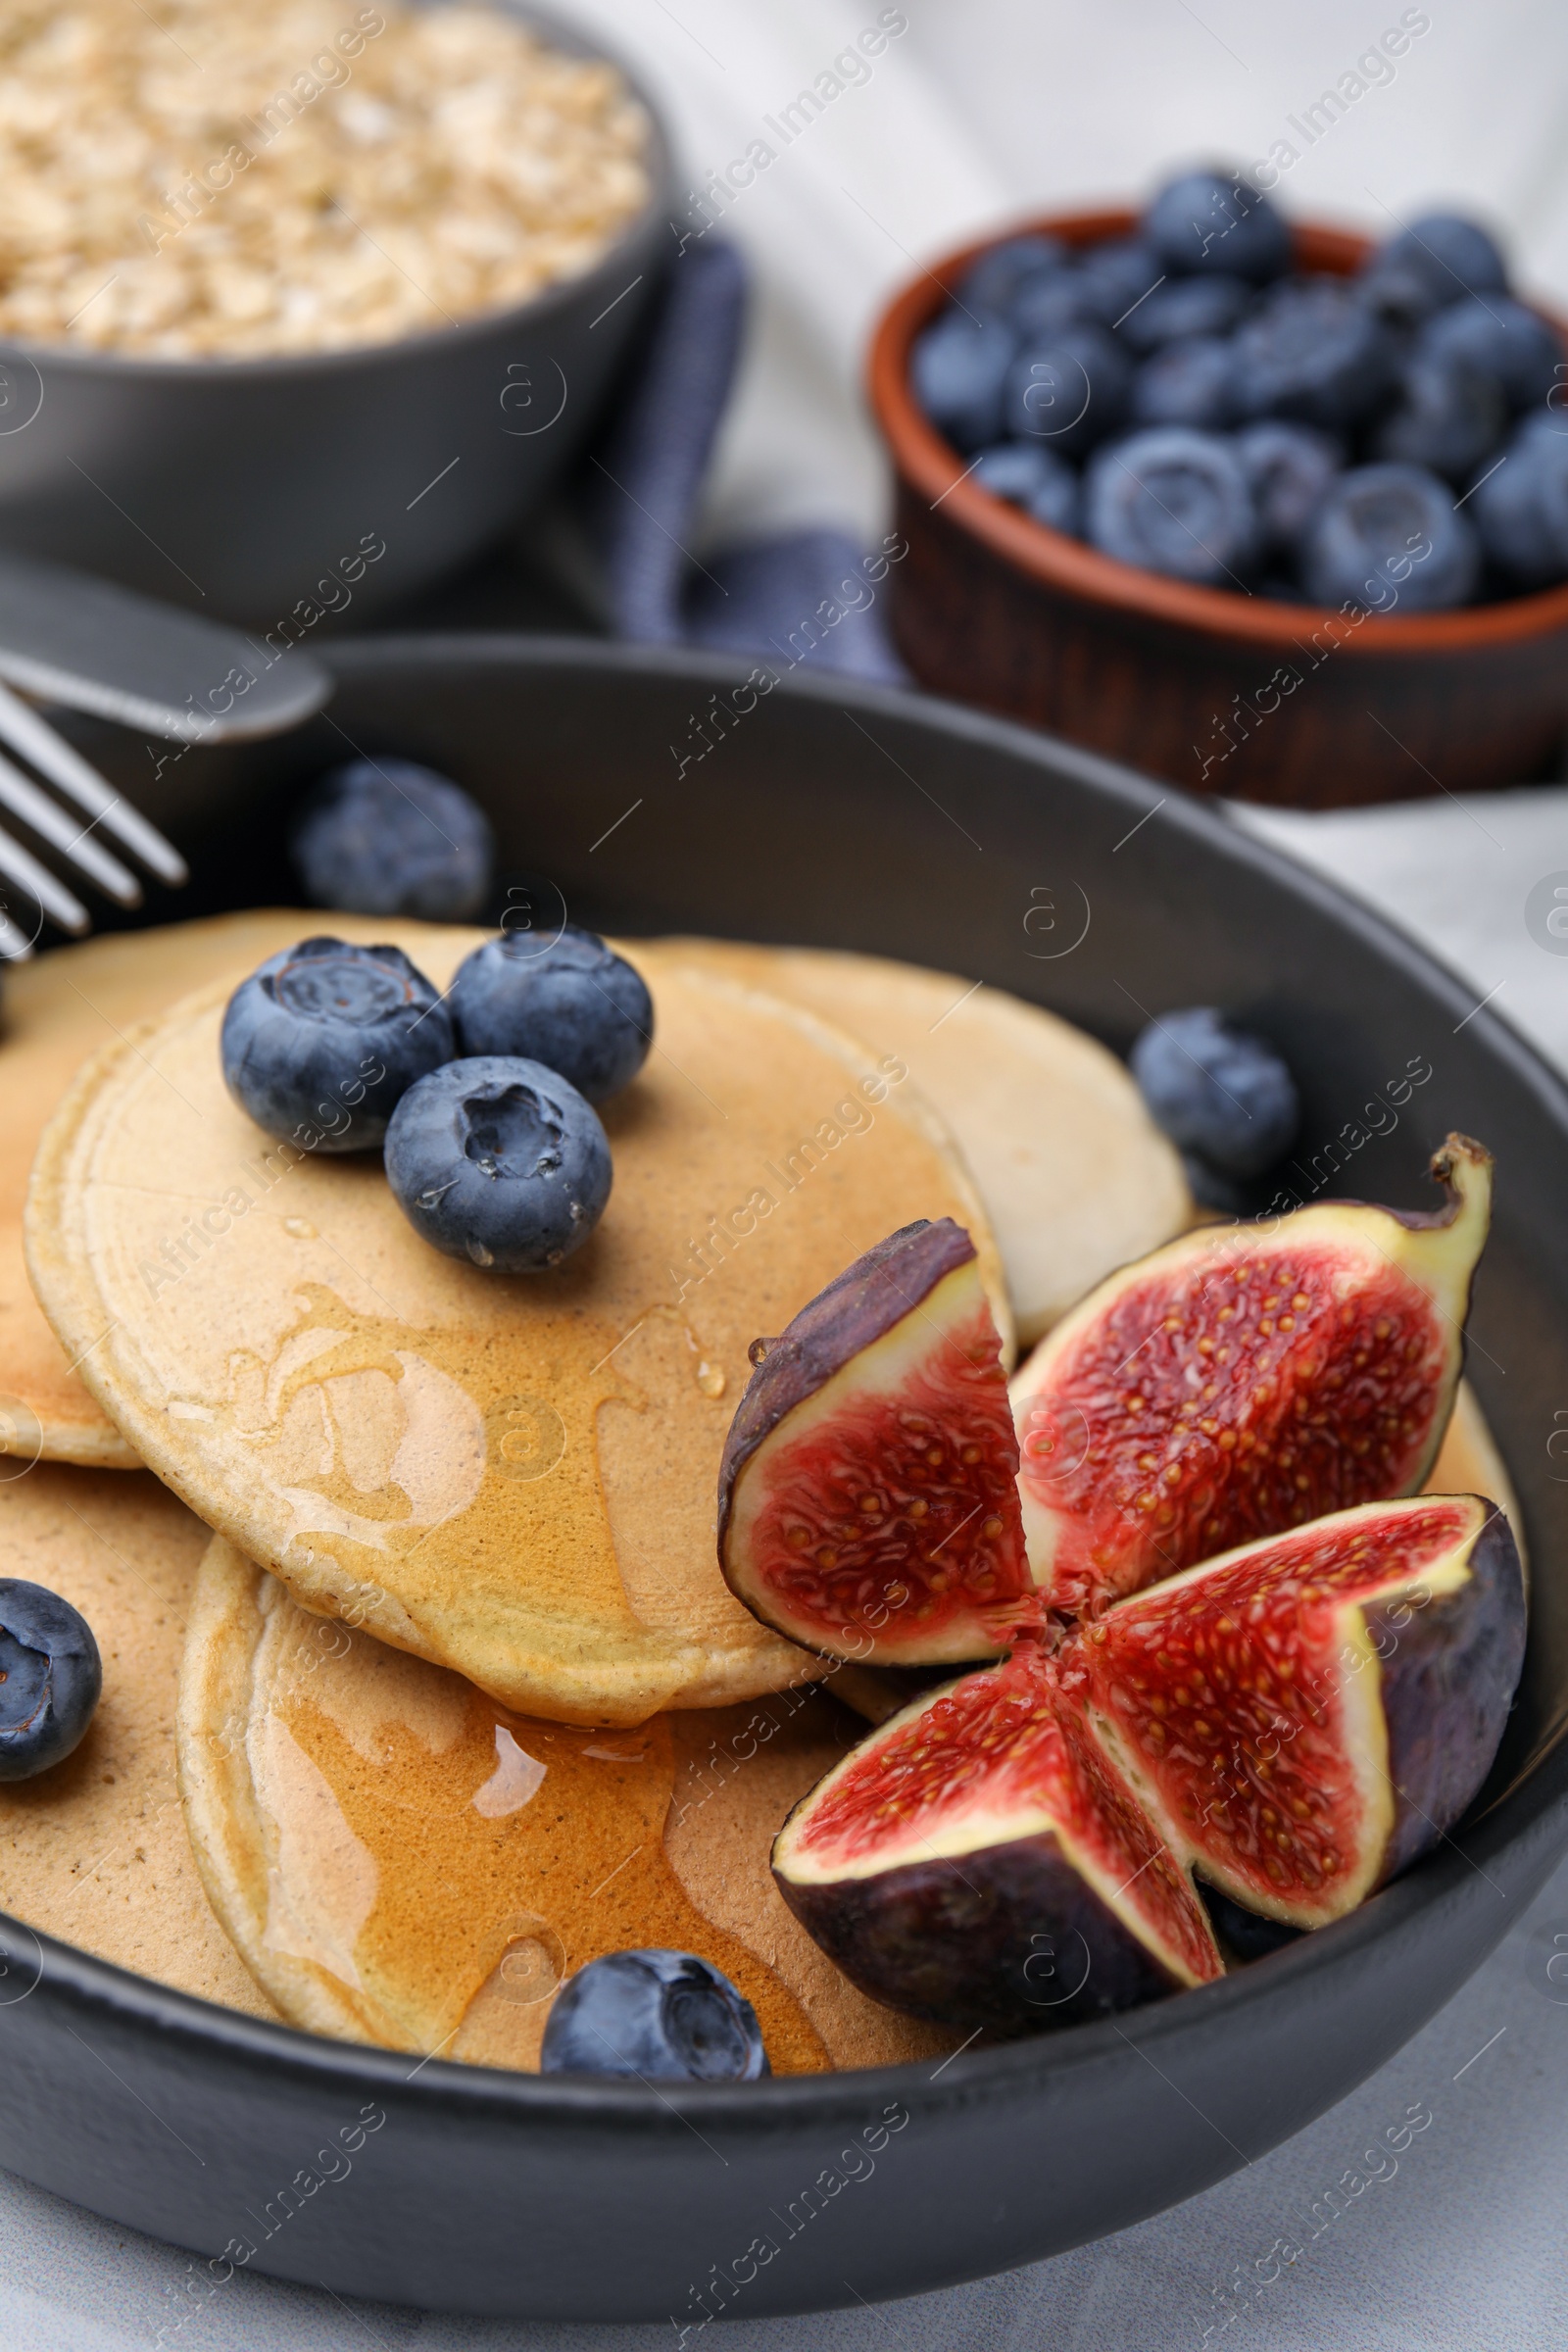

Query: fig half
<box><xmin>772</xmin><ymin>1647</ymin><xmax>1224</xmax><ymax>2031</ymax></box>
<box><xmin>717</xmin><ymin>1219</ymin><xmax>1034</xmax><ymax>1664</ymax></box>
<box><xmin>773</xmin><ymin>1492</ymin><xmax>1523</xmax><ymax>2030</ymax></box>
<box><xmin>1011</xmin><ymin>1134</ymin><xmax>1492</xmax><ymax>1613</ymax></box>
<box><xmin>1075</xmin><ymin>1490</ymin><xmax>1525</xmax><ymax>1928</ymax></box>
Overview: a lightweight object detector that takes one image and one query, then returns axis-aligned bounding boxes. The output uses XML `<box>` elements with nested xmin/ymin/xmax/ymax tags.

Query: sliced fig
<box><xmin>772</xmin><ymin>1649</ymin><xmax>1223</xmax><ymax>2032</ymax></box>
<box><xmin>772</xmin><ymin>1490</ymin><xmax>1522</xmax><ymax>2032</ymax></box>
<box><xmin>1011</xmin><ymin>1135</ymin><xmax>1492</xmax><ymax>1614</ymax></box>
<box><xmin>1072</xmin><ymin>1491</ymin><xmax>1525</xmax><ymax>1929</ymax></box>
<box><xmin>717</xmin><ymin>1218</ymin><xmax>1034</xmax><ymax>1664</ymax></box>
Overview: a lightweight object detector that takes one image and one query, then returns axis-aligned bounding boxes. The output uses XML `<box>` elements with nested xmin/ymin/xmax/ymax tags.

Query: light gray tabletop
<box><xmin>6</xmin><ymin>781</ymin><xmax>1567</xmax><ymax>2349</ymax></box>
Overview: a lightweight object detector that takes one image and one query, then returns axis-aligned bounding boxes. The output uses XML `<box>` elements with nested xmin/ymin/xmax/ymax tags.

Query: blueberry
<box><xmin>1298</xmin><ymin>463</ymin><xmax>1479</xmax><ymax>612</ymax></box>
<box><xmin>384</xmin><ymin>1056</ymin><xmax>611</xmax><ymax>1272</ymax></box>
<box><xmin>0</xmin><ymin>1581</ymin><xmax>101</xmax><ymax>1781</ymax></box>
<box><xmin>1071</xmin><ymin>237</ymin><xmax>1166</xmax><ymax>324</ymax></box>
<box><xmin>910</xmin><ymin>313</ymin><xmax>1015</xmax><ymax>451</ymax></box>
<box><xmin>1234</xmin><ymin>421</ymin><xmax>1342</xmax><ymax>552</ymax></box>
<box><xmin>1142</xmin><ymin>171</ymin><xmax>1291</xmax><ymax>284</ymax></box>
<box><xmin>970</xmin><ymin>442</ymin><xmax>1053</xmax><ymax>503</ymax></box>
<box><xmin>970</xmin><ymin>442</ymin><xmax>1081</xmax><ymax>533</ymax></box>
<box><xmin>1422</xmin><ymin>294</ymin><xmax>1562</xmax><ymax>411</ymax></box>
<box><xmin>450</xmin><ymin>924</ymin><xmax>652</xmax><ymax>1104</ymax></box>
<box><xmin>1085</xmin><ymin>428</ymin><xmax>1258</xmax><ymax>586</ymax></box>
<box><xmin>1469</xmin><ymin>417</ymin><xmax>1568</xmax><ymax>587</ymax></box>
<box><xmin>1232</xmin><ymin>280</ymin><xmax>1397</xmax><ymax>429</ymax></box>
<box><xmin>1357</xmin><ymin>212</ymin><xmax>1508</xmax><ymax>325</ymax></box>
<box><xmin>1119</xmin><ymin>273</ymin><xmax>1250</xmax><ymax>355</ymax></box>
<box><xmin>1130</xmin><ymin>1007</ymin><xmax>1298</xmax><ymax>1179</ymax></box>
<box><xmin>958</xmin><ymin>233</ymin><xmax>1068</xmax><ymax>314</ymax></box>
<box><xmin>1004</xmin><ymin>324</ymin><xmax>1131</xmax><ymax>457</ymax></box>
<box><xmin>1373</xmin><ymin>350</ymin><xmax>1506</xmax><ymax>482</ymax></box>
<box><xmin>1009</xmin><ymin>270</ymin><xmax>1098</xmax><ymax>342</ymax></box>
<box><xmin>1129</xmin><ymin>337</ymin><xmax>1237</xmax><ymax>430</ymax></box>
<box><xmin>220</xmin><ymin>937</ymin><xmax>456</xmax><ymax>1152</ymax></box>
<box><xmin>539</xmin><ymin>1949</ymin><xmax>768</xmax><ymax>2081</ymax></box>
<box><xmin>291</xmin><ymin>760</ymin><xmax>494</xmax><ymax>921</ymax></box>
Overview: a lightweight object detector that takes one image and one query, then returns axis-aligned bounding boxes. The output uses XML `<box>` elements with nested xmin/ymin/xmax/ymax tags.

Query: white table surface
<box><xmin>5</xmin><ymin>784</ymin><xmax>1567</xmax><ymax>2347</ymax></box>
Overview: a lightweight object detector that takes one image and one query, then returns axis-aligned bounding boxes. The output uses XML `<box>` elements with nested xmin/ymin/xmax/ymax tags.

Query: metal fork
<box><xmin>0</xmin><ymin>549</ymin><xmax>332</xmax><ymax>957</ymax></box>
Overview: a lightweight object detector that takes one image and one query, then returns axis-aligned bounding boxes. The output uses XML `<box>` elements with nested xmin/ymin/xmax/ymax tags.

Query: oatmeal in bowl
<box><xmin>0</xmin><ymin>0</ymin><xmax>671</xmax><ymax>616</ymax></box>
<box><xmin>0</xmin><ymin>0</ymin><xmax>653</xmax><ymax>359</ymax></box>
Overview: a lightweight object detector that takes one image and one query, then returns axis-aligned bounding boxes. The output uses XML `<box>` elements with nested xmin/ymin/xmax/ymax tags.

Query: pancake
<box><xmin>644</xmin><ymin>940</ymin><xmax>1193</xmax><ymax>1346</ymax></box>
<box><xmin>26</xmin><ymin>939</ymin><xmax>1005</xmax><ymax>1724</ymax></box>
<box><xmin>0</xmin><ymin>910</ymin><xmax>348</xmax><ymax>1467</ymax></box>
<box><xmin>0</xmin><ymin>1459</ymin><xmax>278</xmax><ymax>2021</ymax></box>
<box><xmin>177</xmin><ymin>1535</ymin><xmax>956</xmax><ymax>2072</ymax></box>
<box><xmin>1427</xmin><ymin>1377</ymin><xmax>1527</xmax><ymax>1574</ymax></box>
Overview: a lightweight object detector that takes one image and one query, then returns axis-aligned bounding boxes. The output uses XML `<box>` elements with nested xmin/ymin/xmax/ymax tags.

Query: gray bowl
<box><xmin>0</xmin><ymin>4</ymin><xmax>674</xmax><ymax>626</ymax></box>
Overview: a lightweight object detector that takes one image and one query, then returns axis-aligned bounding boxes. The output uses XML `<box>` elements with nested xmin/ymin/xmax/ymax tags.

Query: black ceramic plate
<box><xmin>4</xmin><ymin>641</ymin><xmax>1565</xmax><ymax>2324</ymax></box>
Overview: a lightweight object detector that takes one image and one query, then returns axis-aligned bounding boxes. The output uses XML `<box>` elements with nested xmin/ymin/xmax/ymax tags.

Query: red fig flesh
<box><xmin>1011</xmin><ymin>1135</ymin><xmax>1492</xmax><ymax>1614</ymax></box>
<box><xmin>717</xmin><ymin>1219</ymin><xmax>1033</xmax><ymax>1663</ymax></box>
<box><xmin>772</xmin><ymin>1493</ymin><xmax>1523</xmax><ymax>2029</ymax></box>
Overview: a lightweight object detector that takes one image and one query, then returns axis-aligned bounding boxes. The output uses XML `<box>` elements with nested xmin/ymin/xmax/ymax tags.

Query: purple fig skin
<box><xmin>1367</xmin><ymin>1501</ymin><xmax>1526</xmax><ymax>1882</ymax></box>
<box><xmin>773</xmin><ymin>1829</ymin><xmax>1195</xmax><ymax>2035</ymax></box>
<box><xmin>716</xmin><ymin>1216</ymin><xmax>976</xmax><ymax>1577</ymax></box>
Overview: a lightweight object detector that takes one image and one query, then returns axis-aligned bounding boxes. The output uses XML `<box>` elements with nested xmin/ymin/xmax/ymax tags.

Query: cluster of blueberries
<box><xmin>912</xmin><ymin>168</ymin><xmax>1568</xmax><ymax>609</ymax></box>
<box><xmin>1129</xmin><ymin>1004</ymin><xmax>1298</xmax><ymax>1211</ymax></box>
<box><xmin>220</xmin><ymin>916</ymin><xmax>654</xmax><ymax>1273</ymax></box>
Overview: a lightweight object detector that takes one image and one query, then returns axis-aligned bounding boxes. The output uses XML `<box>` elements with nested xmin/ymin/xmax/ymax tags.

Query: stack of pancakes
<box><xmin>0</xmin><ymin>915</ymin><xmax>1515</xmax><ymax>2073</ymax></box>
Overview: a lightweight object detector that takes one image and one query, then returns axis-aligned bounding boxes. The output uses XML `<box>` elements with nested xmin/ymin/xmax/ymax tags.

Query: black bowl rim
<box><xmin>10</xmin><ymin>633</ymin><xmax>1567</xmax><ymax>2133</ymax></box>
<box><xmin>0</xmin><ymin>0</ymin><xmax>676</xmax><ymax>384</ymax></box>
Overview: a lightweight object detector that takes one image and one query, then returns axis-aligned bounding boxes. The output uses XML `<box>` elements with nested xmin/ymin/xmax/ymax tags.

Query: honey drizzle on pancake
<box><xmin>220</xmin><ymin>1277</ymin><xmax>641</xmax><ymax>1628</ymax></box>
<box><xmin>251</xmin><ymin>1591</ymin><xmax>829</xmax><ymax>2070</ymax></box>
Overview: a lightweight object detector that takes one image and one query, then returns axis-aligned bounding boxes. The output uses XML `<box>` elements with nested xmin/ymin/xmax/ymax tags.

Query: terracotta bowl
<box><xmin>868</xmin><ymin>208</ymin><xmax>1568</xmax><ymax>809</ymax></box>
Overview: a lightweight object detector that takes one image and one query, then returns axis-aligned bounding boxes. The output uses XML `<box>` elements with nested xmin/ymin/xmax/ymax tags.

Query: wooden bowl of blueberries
<box><xmin>870</xmin><ymin>169</ymin><xmax>1568</xmax><ymax>808</ymax></box>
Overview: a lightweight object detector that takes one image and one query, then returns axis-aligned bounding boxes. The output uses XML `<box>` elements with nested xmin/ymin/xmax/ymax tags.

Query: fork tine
<box><xmin>0</xmin><ymin>819</ymin><xmax>88</xmax><ymax>934</ymax></box>
<box><xmin>0</xmin><ymin>679</ymin><xmax>188</xmax><ymax>886</ymax></box>
<box><xmin>0</xmin><ymin>902</ymin><xmax>34</xmax><ymax>959</ymax></box>
<box><xmin>0</xmin><ymin>749</ymin><xmax>140</xmax><ymax>906</ymax></box>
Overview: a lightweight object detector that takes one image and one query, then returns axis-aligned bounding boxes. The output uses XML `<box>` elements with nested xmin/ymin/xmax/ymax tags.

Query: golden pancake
<box><xmin>0</xmin><ymin>910</ymin><xmax>352</xmax><ymax>1467</ymax></box>
<box><xmin>26</xmin><ymin>941</ymin><xmax>1004</xmax><ymax>1724</ymax></box>
<box><xmin>645</xmin><ymin>940</ymin><xmax>1192</xmax><ymax>1347</ymax></box>
<box><xmin>0</xmin><ymin>910</ymin><xmax>538</xmax><ymax>1469</ymax></box>
<box><xmin>177</xmin><ymin>1535</ymin><xmax>956</xmax><ymax>2072</ymax></box>
<box><xmin>0</xmin><ymin>1459</ymin><xmax>277</xmax><ymax>2020</ymax></box>
<box><xmin>1427</xmin><ymin>1377</ymin><xmax>1527</xmax><ymax>1574</ymax></box>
